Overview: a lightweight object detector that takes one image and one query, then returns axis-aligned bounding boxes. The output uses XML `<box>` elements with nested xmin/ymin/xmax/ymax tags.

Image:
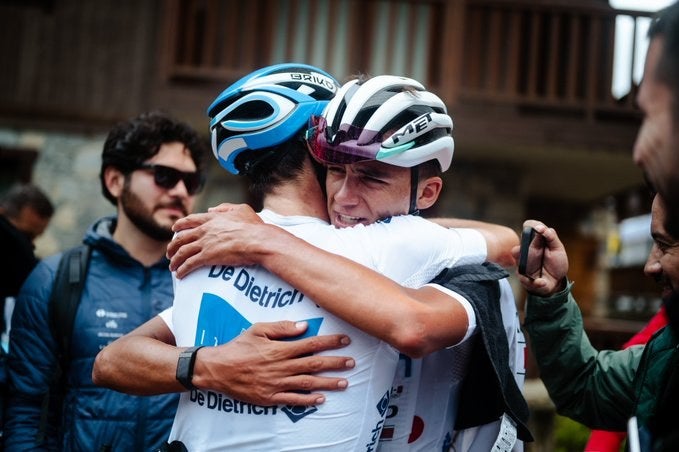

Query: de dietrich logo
<box><xmin>281</xmin><ymin>404</ymin><xmax>318</xmax><ymax>423</ymax></box>
<box><xmin>376</xmin><ymin>391</ymin><xmax>390</xmax><ymax>417</ymax></box>
<box><xmin>195</xmin><ymin>292</ymin><xmax>323</xmax><ymax>423</ymax></box>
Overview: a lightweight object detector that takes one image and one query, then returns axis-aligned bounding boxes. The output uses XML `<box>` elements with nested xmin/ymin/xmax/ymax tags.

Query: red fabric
<box><xmin>585</xmin><ymin>430</ymin><xmax>627</xmax><ymax>451</ymax></box>
<box><xmin>584</xmin><ymin>307</ymin><xmax>668</xmax><ymax>451</ymax></box>
<box><xmin>623</xmin><ymin>306</ymin><xmax>668</xmax><ymax>347</ymax></box>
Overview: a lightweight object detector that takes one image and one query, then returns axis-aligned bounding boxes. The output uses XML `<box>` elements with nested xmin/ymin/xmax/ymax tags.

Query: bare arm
<box><xmin>429</xmin><ymin>217</ymin><xmax>519</xmax><ymax>267</ymax></box>
<box><xmin>93</xmin><ymin>316</ymin><xmax>180</xmax><ymax>395</ymax></box>
<box><xmin>93</xmin><ymin>317</ymin><xmax>354</xmax><ymax>406</ymax></box>
<box><xmin>168</xmin><ymin>204</ymin><xmax>471</xmax><ymax>358</ymax></box>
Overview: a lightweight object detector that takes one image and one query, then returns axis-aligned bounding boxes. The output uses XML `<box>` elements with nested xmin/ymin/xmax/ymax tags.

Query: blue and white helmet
<box><xmin>207</xmin><ymin>63</ymin><xmax>340</xmax><ymax>175</ymax></box>
<box><xmin>307</xmin><ymin>75</ymin><xmax>454</xmax><ymax>172</ymax></box>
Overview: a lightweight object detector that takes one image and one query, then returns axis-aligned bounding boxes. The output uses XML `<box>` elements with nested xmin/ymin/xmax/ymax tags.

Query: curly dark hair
<box><xmin>99</xmin><ymin>111</ymin><xmax>208</xmax><ymax>205</ymax></box>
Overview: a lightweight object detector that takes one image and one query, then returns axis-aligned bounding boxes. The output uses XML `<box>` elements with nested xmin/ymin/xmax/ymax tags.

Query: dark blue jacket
<box><xmin>5</xmin><ymin>217</ymin><xmax>178</xmax><ymax>451</ymax></box>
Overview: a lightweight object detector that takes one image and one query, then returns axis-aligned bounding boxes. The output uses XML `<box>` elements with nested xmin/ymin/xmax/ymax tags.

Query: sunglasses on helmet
<box><xmin>136</xmin><ymin>164</ymin><xmax>205</xmax><ymax>195</ymax></box>
<box><xmin>305</xmin><ymin>116</ymin><xmax>387</xmax><ymax>165</ymax></box>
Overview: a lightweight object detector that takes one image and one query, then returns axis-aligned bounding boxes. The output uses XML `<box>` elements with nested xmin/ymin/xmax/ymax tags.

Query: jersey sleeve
<box><xmin>158</xmin><ymin>307</ymin><xmax>174</xmax><ymax>333</ymax></box>
<box><xmin>424</xmin><ymin>283</ymin><xmax>477</xmax><ymax>346</ymax></box>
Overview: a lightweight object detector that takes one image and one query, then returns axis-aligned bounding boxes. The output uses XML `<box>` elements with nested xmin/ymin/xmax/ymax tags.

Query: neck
<box><xmin>262</xmin><ymin>188</ymin><xmax>327</xmax><ymax>219</ymax></box>
<box><xmin>262</xmin><ymin>161</ymin><xmax>329</xmax><ymax>221</ymax></box>
<box><xmin>112</xmin><ymin>214</ymin><xmax>168</xmax><ymax>267</ymax></box>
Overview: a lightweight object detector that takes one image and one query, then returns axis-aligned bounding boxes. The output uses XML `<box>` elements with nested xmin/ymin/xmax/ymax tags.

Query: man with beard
<box><xmin>518</xmin><ymin>3</ymin><xmax>679</xmax><ymax>450</ymax></box>
<box><xmin>4</xmin><ymin>112</ymin><xmax>209</xmax><ymax>450</ymax></box>
<box><xmin>633</xmin><ymin>2</ymin><xmax>679</xmax><ymax>237</ymax></box>
<box><xmin>517</xmin><ymin>194</ymin><xmax>679</xmax><ymax>450</ymax></box>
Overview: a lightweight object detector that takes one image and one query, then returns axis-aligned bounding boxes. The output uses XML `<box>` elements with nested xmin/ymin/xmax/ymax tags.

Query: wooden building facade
<box><xmin>0</xmin><ymin>0</ymin><xmax>657</xmax><ymax>335</ymax></box>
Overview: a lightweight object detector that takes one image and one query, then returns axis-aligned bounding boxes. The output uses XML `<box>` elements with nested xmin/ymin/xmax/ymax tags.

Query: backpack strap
<box><xmin>36</xmin><ymin>244</ymin><xmax>91</xmax><ymax>444</ymax></box>
<box><xmin>51</xmin><ymin>244</ymin><xmax>92</xmax><ymax>368</ymax></box>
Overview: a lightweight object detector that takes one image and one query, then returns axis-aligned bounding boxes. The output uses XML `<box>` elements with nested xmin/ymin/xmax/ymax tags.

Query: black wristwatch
<box><xmin>176</xmin><ymin>346</ymin><xmax>204</xmax><ymax>391</ymax></box>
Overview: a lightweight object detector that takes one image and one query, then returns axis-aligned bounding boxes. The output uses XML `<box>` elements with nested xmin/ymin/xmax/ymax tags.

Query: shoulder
<box><xmin>644</xmin><ymin>326</ymin><xmax>678</xmax><ymax>356</ymax></box>
<box><xmin>10</xmin><ymin>256</ymin><xmax>62</xmax><ymax>334</ymax></box>
<box><xmin>337</xmin><ymin>215</ymin><xmax>457</xmax><ymax>243</ymax></box>
<box><xmin>19</xmin><ymin>254</ymin><xmax>60</xmax><ymax>298</ymax></box>
<box><xmin>375</xmin><ymin>216</ymin><xmax>487</xmax><ymax>253</ymax></box>
<box><xmin>13</xmin><ymin>247</ymin><xmax>87</xmax><ymax>317</ymax></box>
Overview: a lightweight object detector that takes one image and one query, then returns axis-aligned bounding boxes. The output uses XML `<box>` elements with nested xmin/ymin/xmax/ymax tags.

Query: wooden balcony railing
<box><xmin>164</xmin><ymin>0</ymin><xmax>651</xmax><ymax>120</ymax></box>
<box><xmin>163</xmin><ymin>0</ymin><xmax>448</xmax><ymax>86</ymax></box>
<box><xmin>460</xmin><ymin>0</ymin><xmax>653</xmax><ymax>119</ymax></box>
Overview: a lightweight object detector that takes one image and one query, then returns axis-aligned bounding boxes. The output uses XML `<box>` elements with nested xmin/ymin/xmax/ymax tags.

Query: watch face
<box><xmin>176</xmin><ymin>346</ymin><xmax>203</xmax><ymax>390</ymax></box>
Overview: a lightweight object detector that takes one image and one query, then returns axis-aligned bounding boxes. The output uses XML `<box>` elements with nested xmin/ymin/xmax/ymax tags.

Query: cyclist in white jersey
<box><xmin>93</xmin><ymin>65</ymin><xmax>517</xmax><ymax>451</ymax></box>
<box><xmin>170</xmin><ymin>75</ymin><xmax>529</xmax><ymax>451</ymax></box>
<box><xmin>302</xmin><ymin>76</ymin><xmax>528</xmax><ymax>452</ymax></box>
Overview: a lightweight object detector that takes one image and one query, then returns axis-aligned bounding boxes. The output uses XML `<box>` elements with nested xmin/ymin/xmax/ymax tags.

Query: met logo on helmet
<box><xmin>290</xmin><ymin>72</ymin><xmax>337</xmax><ymax>93</ymax></box>
<box><xmin>385</xmin><ymin>113</ymin><xmax>434</xmax><ymax>147</ymax></box>
<box><xmin>382</xmin><ymin>112</ymin><xmax>453</xmax><ymax>148</ymax></box>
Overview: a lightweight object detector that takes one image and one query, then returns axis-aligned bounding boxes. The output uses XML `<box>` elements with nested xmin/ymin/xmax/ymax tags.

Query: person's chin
<box><xmin>157</xmin><ymin>208</ymin><xmax>185</xmax><ymax>223</ymax></box>
<box><xmin>151</xmin><ymin>214</ymin><xmax>177</xmax><ymax>231</ymax></box>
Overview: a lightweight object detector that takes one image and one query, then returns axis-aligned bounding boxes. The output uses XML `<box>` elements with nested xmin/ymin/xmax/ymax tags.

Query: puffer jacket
<box><xmin>5</xmin><ymin>217</ymin><xmax>179</xmax><ymax>451</ymax></box>
<box><xmin>524</xmin><ymin>282</ymin><xmax>679</xmax><ymax>450</ymax></box>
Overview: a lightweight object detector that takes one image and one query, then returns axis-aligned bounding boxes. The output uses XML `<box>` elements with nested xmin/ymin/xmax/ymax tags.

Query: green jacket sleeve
<box><xmin>524</xmin><ymin>283</ymin><xmax>642</xmax><ymax>431</ymax></box>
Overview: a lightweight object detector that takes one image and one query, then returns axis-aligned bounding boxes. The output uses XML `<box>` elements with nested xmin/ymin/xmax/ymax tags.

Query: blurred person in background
<box><xmin>0</xmin><ymin>183</ymin><xmax>53</xmax><ymax>435</ymax></box>
<box><xmin>0</xmin><ymin>183</ymin><xmax>54</xmax><ymax>306</ymax></box>
<box><xmin>518</xmin><ymin>193</ymin><xmax>679</xmax><ymax>450</ymax></box>
<box><xmin>4</xmin><ymin>112</ymin><xmax>208</xmax><ymax>451</ymax></box>
<box><xmin>633</xmin><ymin>1</ymin><xmax>679</xmax><ymax>236</ymax></box>
<box><xmin>518</xmin><ymin>3</ymin><xmax>679</xmax><ymax>448</ymax></box>
<box><xmin>585</xmin><ymin>190</ymin><xmax>669</xmax><ymax>450</ymax></box>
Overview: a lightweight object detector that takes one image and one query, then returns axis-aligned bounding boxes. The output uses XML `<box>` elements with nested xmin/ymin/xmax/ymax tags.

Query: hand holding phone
<box><xmin>518</xmin><ymin>226</ymin><xmax>545</xmax><ymax>280</ymax></box>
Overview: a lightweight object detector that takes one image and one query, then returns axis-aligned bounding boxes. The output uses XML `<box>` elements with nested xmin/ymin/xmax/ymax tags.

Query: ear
<box><xmin>104</xmin><ymin>166</ymin><xmax>126</xmax><ymax>201</ymax></box>
<box><xmin>416</xmin><ymin>176</ymin><xmax>442</xmax><ymax>210</ymax></box>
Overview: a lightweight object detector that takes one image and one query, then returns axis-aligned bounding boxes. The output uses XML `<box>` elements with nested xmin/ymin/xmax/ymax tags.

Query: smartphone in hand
<box><xmin>518</xmin><ymin>226</ymin><xmax>545</xmax><ymax>280</ymax></box>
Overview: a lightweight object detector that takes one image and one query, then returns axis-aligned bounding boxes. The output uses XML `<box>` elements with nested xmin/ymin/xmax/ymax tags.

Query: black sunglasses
<box><xmin>136</xmin><ymin>163</ymin><xmax>204</xmax><ymax>195</ymax></box>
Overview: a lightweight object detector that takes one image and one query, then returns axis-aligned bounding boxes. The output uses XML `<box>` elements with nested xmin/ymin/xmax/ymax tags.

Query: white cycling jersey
<box><xmin>379</xmin><ymin>279</ymin><xmax>526</xmax><ymax>452</ymax></box>
<box><xmin>451</xmin><ymin>279</ymin><xmax>526</xmax><ymax>452</ymax></box>
<box><xmin>165</xmin><ymin>210</ymin><xmax>486</xmax><ymax>452</ymax></box>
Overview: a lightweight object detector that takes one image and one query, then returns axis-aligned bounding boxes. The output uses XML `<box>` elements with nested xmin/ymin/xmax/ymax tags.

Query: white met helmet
<box><xmin>306</xmin><ymin>75</ymin><xmax>454</xmax><ymax>172</ymax></box>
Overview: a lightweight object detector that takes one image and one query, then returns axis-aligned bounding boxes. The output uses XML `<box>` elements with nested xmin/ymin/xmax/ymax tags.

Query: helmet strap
<box><xmin>240</xmin><ymin>148</ymin><xmax>275</xmax><ymax>176</ymax></box>
<box><xmin>408</xmin><ymin>166</ymin><xmax>420</xmax><ymax>215</ymax></box>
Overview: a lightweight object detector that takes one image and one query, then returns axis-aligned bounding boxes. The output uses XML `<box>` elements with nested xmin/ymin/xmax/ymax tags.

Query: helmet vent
<box><xmin>227</xmin><ymin>100</ymin><xmax>274</xmax><ymax>121</ymax></box>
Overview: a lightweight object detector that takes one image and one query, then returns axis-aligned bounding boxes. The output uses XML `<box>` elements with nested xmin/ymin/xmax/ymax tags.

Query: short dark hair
<box><xmin>417</xmin><ymin>159</ymin><xmax>443</xmax><ymax>180</ymax></box>
<box><xmin>0</xmin><ymin>183</ymin><xmax>54</xmax><ymax>219</ymax></box>
<box><xmin>648</xmin><ymin>1</ymin><xmax>679</xmax><ymax>120</ymax></box>
<box><xmin>235</xmin><ymin>133</ymin><xmax>309</xmax><ymax>201</ymax></box>
<box><xmin>99</xmin><ymin>111</ymin><xmax>208</xmax><ymax>205</ymax></box>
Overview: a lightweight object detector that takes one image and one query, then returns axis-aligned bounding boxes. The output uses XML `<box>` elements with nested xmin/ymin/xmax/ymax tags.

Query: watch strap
<box><xmin>176</xmin><ymin>345</ymin><xmax>204</xmax><ymax>391</ymax></box>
